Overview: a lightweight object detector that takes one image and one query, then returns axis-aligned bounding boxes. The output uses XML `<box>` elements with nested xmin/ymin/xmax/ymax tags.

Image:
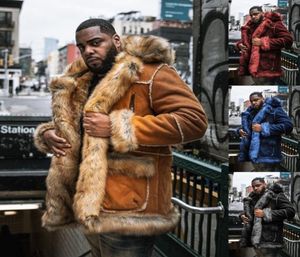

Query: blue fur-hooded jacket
<box><xmin>238</xmin><ymin>97</ymin><xmax>293</xmax><ymax>163</ymax></box>
<box><xmin>240</xmin><ymin>183</ymin><xmax>295</xmax><ymax>249</ymax></box>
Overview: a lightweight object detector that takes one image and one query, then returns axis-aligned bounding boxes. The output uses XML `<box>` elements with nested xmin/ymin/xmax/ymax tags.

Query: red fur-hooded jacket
<box><xmin>34</xmin><ymin>35</ymin><xmax>208</xmax><ymax>236</ymax></box>
<box><xmin>237</xmin><ymin>12</ymin><xmax>293</xmax><ymax>78</ymax></box>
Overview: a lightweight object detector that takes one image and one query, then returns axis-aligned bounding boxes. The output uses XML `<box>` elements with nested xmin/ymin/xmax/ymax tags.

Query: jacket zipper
<box><xmin>129</xmin><ymin>94</ymin><xmax>135</xmax><ymax>112</ymax></box>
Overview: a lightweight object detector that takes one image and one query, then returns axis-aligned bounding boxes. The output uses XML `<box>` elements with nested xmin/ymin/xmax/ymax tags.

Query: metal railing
<box><xmin>155</xmin><ymin>151</ymin><xmax>228</xmax><ymax>257</ymax></box>
<box><xmin>281</xmin><ymin>51</ymin><xmax>299</xmax><ymax>85</ymax></box>
<box><xmin>281</xmin><ymin>136</ymin><xmax>300</xmax><ymax>172</ymax></box>
<box><xmin>282</xmin><ymin>222</ymin><xmax>300</xmax><ymax>257</ymax></box>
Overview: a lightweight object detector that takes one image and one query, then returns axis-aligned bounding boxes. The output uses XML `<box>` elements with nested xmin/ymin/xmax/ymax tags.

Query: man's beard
<box><xmin>253</xmin><ymin>15</ymin><xmax>263</xmax><ymax>24</ymax></box>
<box><xmin>88</xmin><ymin>45</ymin><xmax>118</xmax><ymax>74</ymax></box>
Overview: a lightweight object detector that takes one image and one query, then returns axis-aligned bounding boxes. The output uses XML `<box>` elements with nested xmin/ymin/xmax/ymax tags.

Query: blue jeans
<box><xmin>86</xmin><ymin>233</ymin><xmax>155</xmax><ymax>257</ymax></box>
<box><xmin>254</xmin><ymin>248</ymin><xmax>282</xmax><ymax>257</ymax></box>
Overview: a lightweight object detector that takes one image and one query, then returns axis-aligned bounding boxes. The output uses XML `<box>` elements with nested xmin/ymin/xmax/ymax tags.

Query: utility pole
<box><xmin>2</xmin><ymin>49</ymin><xmax>9</xmax><ymax>96</ymax></box>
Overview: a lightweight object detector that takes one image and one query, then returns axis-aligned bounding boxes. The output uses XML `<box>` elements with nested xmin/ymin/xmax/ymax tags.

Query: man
<box><xmin>240</xmin><ymin>178</ymin><xmax>295</xmax><ymax>257</ymax></box>
<box><xmin>237</xmin><ymin>6</ymin><xmax>293</xmax><ymax>85</ymax></box>
<box><xmin>238</xmin><ymin>92</ymin><xmax>293</xmax><ymax>171</ymax></box>
<box><xmin>34</xmin><ymin>19</ymin><xmax>208</xmax><ymax>257</ymax></box>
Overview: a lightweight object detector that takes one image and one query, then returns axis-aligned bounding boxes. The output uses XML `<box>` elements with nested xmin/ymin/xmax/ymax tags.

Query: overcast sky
<box><xmin>232</xmin><ymin>172</ymin><xmax>281</xmax><ymax>192</ymax></box>
<box><xmin>19</xmin><ymin>0</ymin><xmax>160</xmax><ymax>60</ymax></box>
<box><xmin>230</xmin><ymin>0</ymin><xmax>278</xmax><ymax>18</ymax></box>
<box><xmin>230</xmin><ymin>85</ymin><xmax>278</xmax><ymax>105</ymax></box>
<box><xmin>19</xmin><ymin>0</ymin><xmax>281</xmax><ymax>60</ymax></box>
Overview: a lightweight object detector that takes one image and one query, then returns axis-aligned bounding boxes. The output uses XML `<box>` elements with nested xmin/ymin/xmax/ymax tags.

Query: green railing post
<box><xmin>297</xmin><ymin>55</ymin><xmax>300</xmax><ymax>85</ymax></box>
<box><xmin>215</xmin><ymin>164</ymin><xmax>229</xmax><ymax>257</ymax></box>
<box><xmin>297</xmin><ymin>140</ymin><xmax>300</xmax><ymax>172</ymax></box>
<box><xmin>155</xmin><ymin>151</ymin><xmax>229</xmax><ymax>257</ymax></box>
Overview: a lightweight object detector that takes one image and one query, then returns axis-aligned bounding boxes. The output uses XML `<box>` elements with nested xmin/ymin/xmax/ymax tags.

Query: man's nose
<box><xmin>84</xmin><ymin>45</ymin><xmax>94</xmax><ymax>55</ymax></box>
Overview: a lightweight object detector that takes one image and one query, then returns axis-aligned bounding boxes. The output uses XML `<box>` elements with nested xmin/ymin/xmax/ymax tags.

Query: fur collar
<box><xmin>61</xmin><ymin>35</ymin><xmax>174</xmax><ymax>78</ymax></box>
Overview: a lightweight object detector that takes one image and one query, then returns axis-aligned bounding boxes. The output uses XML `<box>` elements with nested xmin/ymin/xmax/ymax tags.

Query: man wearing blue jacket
<box><xmin>238</xmin><ymin>92</ymin><xmax>293</xmax><ymax>171</ymax></box>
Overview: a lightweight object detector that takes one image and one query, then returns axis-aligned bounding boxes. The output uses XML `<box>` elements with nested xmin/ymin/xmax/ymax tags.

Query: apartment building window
<box><xmin>0</xmin><ymin>11</ymin><xmax>12</xmax><ymax>27</ymax></box>
<box><xmin>123</xmin><ymin>26</ymin><xmax>126</xmax><ymax>34</ymax></box>
<box><xmin>140</xmin><ymin>28</ymin><xmax>144</xmax><ymax>34</ymax></box>
<box><xmin>0</xmin><ymin>31</ymin><xmax>13</xmax><ymax>46</ymax></box>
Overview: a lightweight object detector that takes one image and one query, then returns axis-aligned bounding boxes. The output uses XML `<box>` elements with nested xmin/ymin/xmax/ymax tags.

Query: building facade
<box><xmin>0</xmin><ymin>0</ymin><xmax>23</xmax><ymax>96</ymax></box>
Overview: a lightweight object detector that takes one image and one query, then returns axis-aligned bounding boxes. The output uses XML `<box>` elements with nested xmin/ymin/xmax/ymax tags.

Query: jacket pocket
<box><xmin>102</xmin><ymin>175</ymin><xmax>150</xmax><ymax>212</ymax></box>
<box><xmin>101</xmin><ymin>153</ymin><xmax>155</xmax><ymax>213</ymax></box>
<box><xmin>260</xmin><ymin>138</ymin><xmax>276</xmax><ymax>157</ymax></box>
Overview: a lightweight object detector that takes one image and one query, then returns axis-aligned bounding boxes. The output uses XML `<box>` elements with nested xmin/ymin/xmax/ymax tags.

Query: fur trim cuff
<box><xmin>110</xmin><ymin>109</ymin><xmax>138</xmax><ymax>153</ymax></box>
<box><xmin>34</xmin><ymin>122</ymin><xmax>55</xmax><ymax>153</ymax></box>
<box><xmin>260</xmin><ymin>37</ymin><xmax>270</xmax><ymax>51</ymax></box>
<box><xmin>263</xmin><ymin>207</ymin><xmax>272</xmax><ymax>222</ymax></box>
<box><xmin>82</xmin><ymin>207</ymin><xmax>180</xmax><ymax>236</ymax></box>
<box><xmin>261</xmin><ymin>122</ymin><xmax>270</xmax><ymax>137</ymax></box>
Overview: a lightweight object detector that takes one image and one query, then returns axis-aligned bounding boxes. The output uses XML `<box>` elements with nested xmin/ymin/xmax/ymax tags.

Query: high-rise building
<box><xmin>44</xmin><ymin>37</ymin><xmax>59</xmax><ymax>60</ymax></box>
<box><xmin>19</xmin><ymin>47</ymin><xmax>32</xmax><ymax>77</ymax></box>
<box><xmin>57</xmin><ymin>43</ymin><xmax>80</xmax><ymax>74</ymax></box>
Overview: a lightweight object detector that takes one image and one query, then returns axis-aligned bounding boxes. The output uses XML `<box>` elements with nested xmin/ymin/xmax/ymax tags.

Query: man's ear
<box><xmin>112</xmin><ymin>34</ymin><xmax>121</xmax><ymax>51</ymax></box>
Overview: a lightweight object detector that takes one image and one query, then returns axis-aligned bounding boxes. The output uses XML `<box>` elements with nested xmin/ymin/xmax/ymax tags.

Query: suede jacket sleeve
<box><xmin>261</xmin><ymin>21</ymin><xmax>293</xmax><ymax>51</ymax></box>
<box><xmin>110</xmin><ymin>65</ymin><xmax>208</xmax><ymax>149</ymax></box>
<box><xmin>263</xmin><ymin>193</ymin><xmax>296</xmax><ymax>223</ymax></box>
<box><xmin>135</xmin><ymin>65</ymin><xmax>207</xmax><ymax>145</ymax></box>
<box><xmin>261</xmin><ymin>107</ymin><xmax>293</xmax><ymax>137</ymax></box>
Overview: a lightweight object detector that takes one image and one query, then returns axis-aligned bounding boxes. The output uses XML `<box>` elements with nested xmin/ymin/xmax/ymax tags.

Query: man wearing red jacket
<box><xmin>237</xmin><ymin>6</ymin><xmax>293</xmax><ymax>85</ymax></box>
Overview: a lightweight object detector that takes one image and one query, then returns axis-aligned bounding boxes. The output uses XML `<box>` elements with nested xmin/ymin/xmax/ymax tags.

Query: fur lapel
<box><xmin>73</xmin><ymin>52</ymin><xmax>143</xmax><ymax>224</ymax></box>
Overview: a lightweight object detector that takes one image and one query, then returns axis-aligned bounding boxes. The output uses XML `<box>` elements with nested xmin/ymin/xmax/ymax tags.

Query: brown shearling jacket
<box><xmin>34</xmin><ymin>35</ymin><xmax>208</xmax><ymax>235</ymax></box>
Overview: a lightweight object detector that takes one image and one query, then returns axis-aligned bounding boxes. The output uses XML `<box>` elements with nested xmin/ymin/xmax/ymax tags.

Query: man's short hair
<box><xmin>249</xmin><ymin>92</ymin><xmax>263</xmax><ymax>99</ymax></box>
<box><xmin>251</xmin><ymin>177</ymin><xmax>265</xmax><ymax>184</ymax></box>
<box><xmin>76</xmin><ymin>18</ymin><xmax>116</xmax><ymax>36</ymax></box>
<box><xmin>249</xmin><ymin>6</ymin><xmax>263</xmax><ymax>13</ymax></box>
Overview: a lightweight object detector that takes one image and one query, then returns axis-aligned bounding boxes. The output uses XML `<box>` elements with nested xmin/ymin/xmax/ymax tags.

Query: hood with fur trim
<box><xmin>244</xmin><ymin>12</ymin><xmax>282</xmax><ymax>27</ymax></box>
<box><xmin>264</xmin><ymin>11</ymin><xmax>282</xmax><ymax>22</ymax></box>
<box><xmin>264</xmin><ymin>97</ymin><xmax>282</xmax><ymax>108</ymax></box>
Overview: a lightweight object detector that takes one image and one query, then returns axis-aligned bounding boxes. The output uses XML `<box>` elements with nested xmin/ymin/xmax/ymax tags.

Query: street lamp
<box><xmin>2</xmin><ymin>49</ymin><xmax>9</xmax><ymax>96</ymax></box>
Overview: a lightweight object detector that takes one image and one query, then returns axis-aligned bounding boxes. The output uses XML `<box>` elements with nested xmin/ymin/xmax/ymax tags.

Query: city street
<box><xmin>0</xmin><ymin>92</ymin><xmax>51</xmax><ymax>116</ymax></box>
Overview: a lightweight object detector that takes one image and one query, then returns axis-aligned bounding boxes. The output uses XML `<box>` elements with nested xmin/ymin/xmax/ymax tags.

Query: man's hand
<box><xmin>83</xmin><ymin>112</ymin><xmax>111</xmax><ymax>138</ymax></box>
<box><xmin>43</xmin><ymin>129</ymin><xmax>71</xmax><ymax>157</ymax></box>
<box><xmin>254</xmin><ymin>208</ymin><xmax>265</xmax><ymax>218</ymax></box>
<box><xmin>239</xmin><ymin>129</ymin><xmax>248</xmax><ymax>138</ymax></box>
<box><xmin>252</xmin><ymin>38</ymin><xmax>262</xmax><ymax>46</ymax></box>
<box><xmin>238</xmin><ymin>43</ymin><xmax>248</xmax><ymax>53</ymax></box>
<box><xmin>252</xmin><ymin>124</ymin><xmax>262</xmax><ymax>132</ymax></box>
<box><xmin>240</xmin><ymin>214</ymin><xmax>250</xmax><ymax>224</ymax></box>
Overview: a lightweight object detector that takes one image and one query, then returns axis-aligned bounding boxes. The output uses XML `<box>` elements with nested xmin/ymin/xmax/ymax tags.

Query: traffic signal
<box><xmin>8</xmin><ymin>54</ymin><xmax>14</xmax><ymax>66</ymax></box>
<box><xmin>0</xmin><ymin>58</ymin><xmax>3</xmax><ymax>66</ymax></box>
